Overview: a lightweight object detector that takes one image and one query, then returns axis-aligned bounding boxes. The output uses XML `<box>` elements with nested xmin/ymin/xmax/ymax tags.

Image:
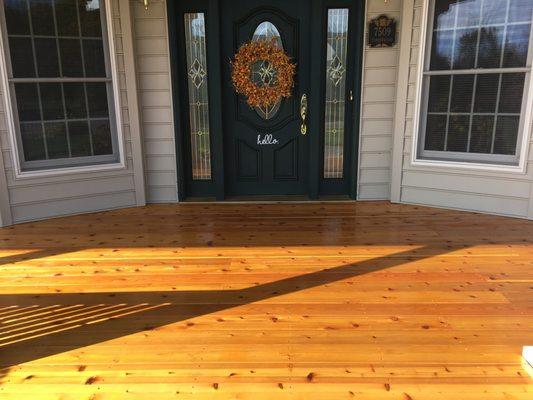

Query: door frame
<box><xmin>167</xmin><ymin>0</ymin><xmax>365</xmax><ymax>201</ymax></box>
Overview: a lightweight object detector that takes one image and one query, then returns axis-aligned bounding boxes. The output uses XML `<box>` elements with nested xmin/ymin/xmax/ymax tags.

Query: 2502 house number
<box><xmin>257</xmin><ymin>134</ymin><xmax>279</xmax><ymax>145</ymax></box>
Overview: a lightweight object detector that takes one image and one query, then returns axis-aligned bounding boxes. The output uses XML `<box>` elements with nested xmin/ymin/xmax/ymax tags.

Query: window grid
<box><xmin>2</xmin><ymin>0</ymin><xmax>118</xmax><ymax>171</ymax></box>
<box><xmin>420</xmin><ymin>0</ymin><xmax>533</xmax><ymax>163</ymax></box>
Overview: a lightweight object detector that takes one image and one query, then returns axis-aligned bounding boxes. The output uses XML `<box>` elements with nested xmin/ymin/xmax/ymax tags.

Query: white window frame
<box><xmin>411</xmin><ymin>0</ymin><xmax>533</xmax><ymax>174</ymax></box>
<box><xmin>0</xmin><ymin>0</ymin><xmax>125</xmax><ymax>179</ymax></box>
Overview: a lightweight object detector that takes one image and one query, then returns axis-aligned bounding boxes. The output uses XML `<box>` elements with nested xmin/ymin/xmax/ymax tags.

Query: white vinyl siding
<box><xmin>358</xmin><ymin>0</ymin><xmax>402</xmax><ymax>200</ymax></box>
<box><xmin>131</xmin><ymin>0</ymin><xmax>177</xmax><ymax>203</ymax></box>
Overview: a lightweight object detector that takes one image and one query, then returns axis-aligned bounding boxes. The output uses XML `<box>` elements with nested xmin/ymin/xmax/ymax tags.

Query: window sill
<box><xmin>411</xmin><ymin>157</ymin><xmax>527</xmax><ymax>175</ymax></box>
<box><xmin>14</xmin><ymin>161</ymin><xmax>127</xmax><ymax>180</ymax></box>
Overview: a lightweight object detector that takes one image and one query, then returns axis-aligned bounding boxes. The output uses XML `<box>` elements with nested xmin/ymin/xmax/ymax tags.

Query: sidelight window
<box><xmin>417</xmin><ymin>0</ymin><xmax>533</xmax><ymax>166</ymax></box>
<box><xmin>1</xmin><ymin>0</ymin><xmax>121</xmax><ymax>173</ymax></box>
<box><xmin>184</xmin><ymin>12</ymin><xmax>212</xmax><ymax>180</ymax></box>
<box><xmin>324</xmin><ymin>8</ymin><xmax>349</xmax><ymax>179</ymax></box>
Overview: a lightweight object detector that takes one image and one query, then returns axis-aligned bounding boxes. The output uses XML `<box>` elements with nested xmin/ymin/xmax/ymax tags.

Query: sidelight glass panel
<box><xmin>324</xmin><ymin>8</ymin><xmax>349</xmax><ymax>179</ymax></box>
<box><xmin>184</xmin><ymin>13</ymin><xmax>212</xmax><ymax>180</ymax></box>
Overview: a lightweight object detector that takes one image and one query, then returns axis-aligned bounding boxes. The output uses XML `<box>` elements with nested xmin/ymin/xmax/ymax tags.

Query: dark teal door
<box><xmin>221</xmin><ymin>1</ymin><xmax>311</xmax><ymax>196</ymax></box>
<box><xmin>168</xmin><ymin>0</ymin><xmax>364</xmax><ymax>200</ymax></box>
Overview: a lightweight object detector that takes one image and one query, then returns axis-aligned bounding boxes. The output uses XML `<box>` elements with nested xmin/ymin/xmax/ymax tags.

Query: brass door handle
<box><xmin>300</xmin><ymin>93</ymin><xmax>308</xmax><ymax>135</ymax></box>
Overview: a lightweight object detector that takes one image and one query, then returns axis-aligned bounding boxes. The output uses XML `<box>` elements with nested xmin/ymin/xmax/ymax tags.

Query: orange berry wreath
<box><xmin>231</xmin><ymin>39</ymin><xmax>296</xmax><ymax>109</ymax></box>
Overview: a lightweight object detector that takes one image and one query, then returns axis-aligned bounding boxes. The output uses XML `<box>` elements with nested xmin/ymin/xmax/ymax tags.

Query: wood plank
<box><xmin>0</xmin><ymin>202</ymin><xmax>531</xmax><ymax>399</ymax></box>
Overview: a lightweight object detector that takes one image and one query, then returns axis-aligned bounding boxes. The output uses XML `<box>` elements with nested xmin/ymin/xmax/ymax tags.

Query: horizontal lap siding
<box><xmin>399</xmin><ymin>0</ymin><xmax>533</xmax><ymax>219</ymax></box>
<box><xmin>131</xmin><ymin>0</ymin><xmax>177</xmax><ymax>203</ymax></box>
<box><xmin>358</xmin><ymin>0</ymin><xmax>402</xmax><ymax>200</ymax></box>
<box><xmin>0</xmin><ymin>0</ymin><xmax>138</xmax><ymax>224</ymax></box>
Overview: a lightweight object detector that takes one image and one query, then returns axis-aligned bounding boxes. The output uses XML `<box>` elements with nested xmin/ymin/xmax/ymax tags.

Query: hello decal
<box><xmin>257</xmin><ymin>134</ymin><xmax>279</xmax><ymax>145</ymax></box>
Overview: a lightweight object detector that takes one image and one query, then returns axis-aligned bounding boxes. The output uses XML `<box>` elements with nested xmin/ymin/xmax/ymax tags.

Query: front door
<box><xmin>169</xmin><ymin>0</ymin><xmax>364</xmax><ymax>200</ymax></box>
<box><xmin>221</xmin><ymin>1</ymin><xmax>310</xmax><ymax>197</ymax></box>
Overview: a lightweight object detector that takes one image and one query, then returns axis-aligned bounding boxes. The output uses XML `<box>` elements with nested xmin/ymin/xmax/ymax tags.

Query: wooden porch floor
<box><xmin>0</xmin><ymin>202</ymin><xmax>532</xmax><ymax>399</ymax></box>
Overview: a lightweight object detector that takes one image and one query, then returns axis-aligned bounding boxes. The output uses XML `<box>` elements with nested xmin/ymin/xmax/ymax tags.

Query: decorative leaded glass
<box><xmin>251</xmin><ymin>21</ymin><xmax>283</xmax><ymax>120</ymax></box>
<box><xmin>324</xmin><ymin>8</ymin><xmax>349</xmax><ymax>179</ymax></box>
<box><xmin>184</xmin><ymin>13</ymin><xmax>212</xmax><ymax>180</ymax></box>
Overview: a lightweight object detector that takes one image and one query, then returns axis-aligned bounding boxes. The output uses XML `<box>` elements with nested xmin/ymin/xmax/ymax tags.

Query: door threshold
<box><xmin>183</xmin><ymin>195</ymin><xmax>353</xmax><ymax>203</ymax></box>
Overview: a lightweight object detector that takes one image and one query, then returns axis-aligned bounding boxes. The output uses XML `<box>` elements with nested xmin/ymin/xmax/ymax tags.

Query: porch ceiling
<box><xmin>0</xmin><ymin>202</ymin><xmax>532</xmax><ymax>399</ymax></box>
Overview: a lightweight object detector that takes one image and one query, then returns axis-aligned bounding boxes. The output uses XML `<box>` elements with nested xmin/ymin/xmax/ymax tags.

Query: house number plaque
<box><xmin>368</xmin><ymin>14</ymin><xmax>397</xmax><ymax>48</ymax></box>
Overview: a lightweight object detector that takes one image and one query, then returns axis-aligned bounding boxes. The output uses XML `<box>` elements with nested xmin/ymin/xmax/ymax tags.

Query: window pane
<box><xmin>425</xmin><ymin>115</ymin><xmax>447</xmax><ymax>151</ymax></box>
<box><xmin>481</xmin><ymin>0</ymin><xmax>505</xmax><ymax>25</ymax></box>
<box><xmin>55</xmin><ymin>0</ymin><xmax>79</xmax><ymax>36</ymax></box>
<box><xmin>91</xmin><ymin>120</ymin><xmax>113</xmax><ymax>155</ymax></box>
<box><xmin>324</xmin><ymin>8</ymin><xmax>349</xmax><ymax>179</ymax></box>
<box><xmin>59</xmin><ymin>39</ymin><xmax>84</xmax><ymax>77</ymax></box>
<box><xmin>30</xmin><ymin>0</ymin><xmax>55</xmax><ymax>36</ymax></box>
<box><xmin>474</xmin><ymin>74</ymin><xmax>499</xmax><ymax>113</ymax></box>
<box><xmin>68</xmin><ymin>121</ymin><xmax>92</xmax><ymax>157</ymax></box>
<box><xmin>83</xmin><ymin>39</ymin><xmax>106</xmax><ymax>77</ymax></box>
<box><xmin>494</xmin><ymin>116</ymin><xmax>519</xmax><ymax>155</ymax></box>
<box><xmin>63</xmin><ymin>83</ymin><xmax>87</xmax><ymax>118</ymax></box>
<box><xmin>45</xmin><ymin>122</ymin><xmax>69</xmax><ymax>159</ymax></box>
<box><xmin>447</xmin><ymin>115</ymin><xmax>469</xmax><ymax>152</ymax></box>
<box><xmin>503</xmin><ymin>24</ymin><xmax>531</xmax><ymax>68</ymax></box>
<box><xmin>453</xmin><ymin>28</ymin><xmax>477</xmax><ymax>69</ymax></box>
<box><xmin>477</xmin><ymin>26</ymin><xmax>504</xmax><ymax>68</ymax></box>
<box><xmin>79</xmin><ymin>0</ymin><xmax>103</xmax><ymax>37</ymax></box>
<box><xmin>430</xmin><ymin>30</ymin><xmax>453</xmax><ymax>70</ymax></box>
<box><xmin>20</xmin><ymin>123</ymin><xmax>46</xmax><ymax>161</ymax></box>
<box><xmin>4</xmin><ymin>0</ymin><xmax>30</xmax><ymax>35</ymax></box>
<box><xmin>9</xmin><ymin>38</ymin><xmax>35</xmax><ymax>78</ymax></box>
<box><xmin>434</xmin><ymin>0</ymin><xmax>457</xmax><ymax>30</ymax></box>
<box><xmin>470</xmin><ymin>115</ymin><xmax>494</xmax><ymax>154</ymax></box>
<box><xmin>86</xmin><ymin>83</ymin><xmax>109</xmax><ymax>118</ymax></box>
<box><xmin>35</xmin><ymin>38</ymin><xmax>60</xmax><ymax>77</ymax></box>
<box><xmin>428</xmin><ymin>75</ymin><xmax>450</xmax><ymax>112</ymax></box>
<box><xmin>499</xmin><ymin>73</ymin><xmax>525</xmax><ymax>114</ymax></box>
<box><xmin>450</xmin><ymin>75</ymin><xmax>473</xmax><ymax>113</ymax></box>
<box><xmin>508</xmin><ymin>0</ymin><xmax>533</xmax><ymax>24</ymax></box>
<box><xmin>456</xmin><ymin>0</ymin><xmax>480</xmax><ymax>28</ymax></box>
<box><xmin>14</xmin><ymin>84</ymin><xmax>40</xmax><ymax>121</ymax></box>
<box><xmin>184</xmin><ymin>13</ymin><xmax>212</xmax><ymax>180</ymax></box>
<box><xmin>40</xmin><ymin>83</ymin><xmax>64</xmax><ymax>120</ymax></box>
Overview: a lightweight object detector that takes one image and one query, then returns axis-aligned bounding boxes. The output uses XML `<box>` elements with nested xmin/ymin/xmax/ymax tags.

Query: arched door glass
<box><xmin>251</xmin><ymin>22</ymin><xmax>284</xmax><ymax>120</ymax></box>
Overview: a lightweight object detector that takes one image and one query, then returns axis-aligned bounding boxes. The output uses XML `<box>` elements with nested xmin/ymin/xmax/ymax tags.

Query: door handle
<box><xmin>300</xmin><ymin>93</ymin><xmax>308</xmax><ymax>135</ymax></box>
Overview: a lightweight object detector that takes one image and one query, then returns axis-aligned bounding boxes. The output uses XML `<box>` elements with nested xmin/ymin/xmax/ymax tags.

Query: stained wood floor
<box><xmin>0</xmin><ymin>202</ymin><xmax>532</xmax><ymax>399</ymax></box>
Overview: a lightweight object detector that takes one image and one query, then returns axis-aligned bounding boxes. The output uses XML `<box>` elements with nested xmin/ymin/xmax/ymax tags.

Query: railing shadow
<box><xmin>0</xmin><ymin>244</ymin><xmax>459</xmax><ymax>368</ymax></box>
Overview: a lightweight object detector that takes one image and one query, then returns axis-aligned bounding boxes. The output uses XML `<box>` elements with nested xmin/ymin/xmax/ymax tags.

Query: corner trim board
<box><xmin>390</xmin><ymin>0</ymin><xmax>415</xmax><ymax>203</ymax></box>
<box><xmin>120</xmin><ymin>0</ymin><xmax>146</xmax><ymax>206</ymax></box>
